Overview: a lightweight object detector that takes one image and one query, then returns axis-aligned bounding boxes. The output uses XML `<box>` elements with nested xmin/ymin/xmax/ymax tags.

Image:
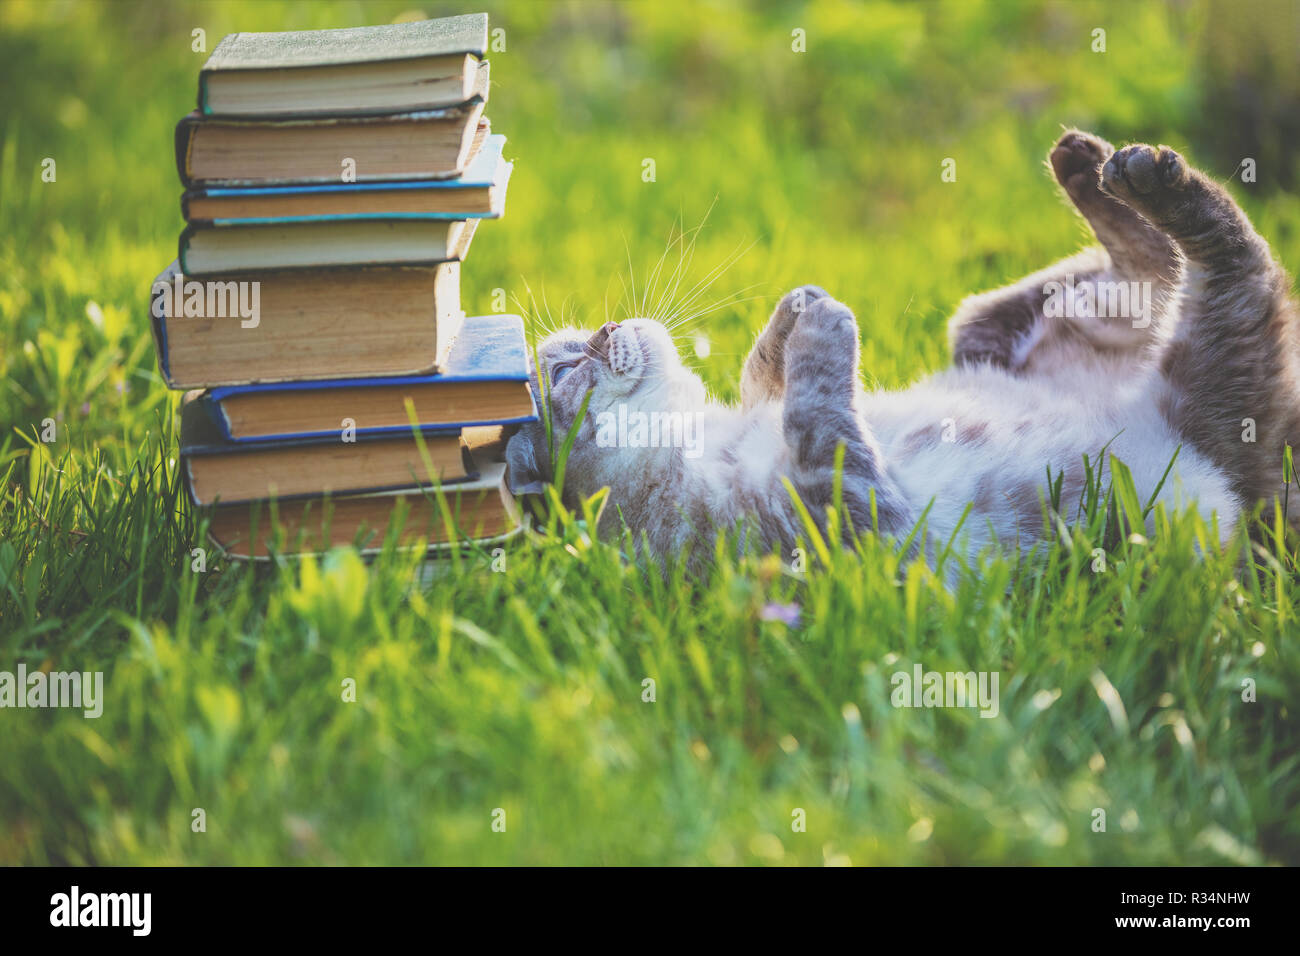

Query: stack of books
<box><xmin>148</xmin><ymin>13</ymin><xmax>536</xmax><ymax>558</ymax></box>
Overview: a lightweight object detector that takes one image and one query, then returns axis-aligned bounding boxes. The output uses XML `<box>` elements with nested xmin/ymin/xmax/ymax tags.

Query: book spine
<box><xmin>177</xmin><ymin>224</ymin><xmax>195</xmax><ymax>275</ymax></box>
<box><xmin>435</xmin><ymin>261</ymin><xmax>462</xmax><ymax>370</ymax></box>
<box><xmin>215</xmin><ymin>416</ymin><xmax>541</xmax><ymax>446</ymax></box>
<box><xmin>174</xmin><ymin>114</ymin><xmax>197</xmax><ymax>188</ymax></box>
<box><xmin>497</xmin><ymin>469</ymin><xmax>524</xmax><ymax>532</ymax></box>
<box><xmin>190</xmin><ymin>475</ymin><xmax>485</xmax><ymax>510</ymax></box>
<box><xmin>180</xmin><ymin>456</ymin><xmax>203</xmax><ymax>508</ymax></box>
<box><xmin>458</xmin><ymin>440</ymin><xmax>480</xmax><ymax>481</ymax></box>
<box><xmin>200</xmin><ymin>393</ymin><xmax>237</xmax><ymax>443</ymax></box>
<box><xmin>173</xmin><ymin>225</ymin><xmax>471</xmax><ymax>275</ymax></box>
<box><xmin>147</xmin><ymin>277</ymin><xmax>175</xmax><ymax>387</ymax></box>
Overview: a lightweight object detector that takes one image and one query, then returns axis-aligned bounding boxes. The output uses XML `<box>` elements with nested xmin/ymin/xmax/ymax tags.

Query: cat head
<box><xmin>505</xmin><ymin>318</ymin><xmax>706</xmax><ymax>498</ymax></box>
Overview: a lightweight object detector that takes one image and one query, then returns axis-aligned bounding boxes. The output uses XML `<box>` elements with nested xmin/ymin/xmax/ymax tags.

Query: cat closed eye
<box><xmin>552</xmin><ymin>362</ymin><xmax>577</xmax><ymax>384</ymax></box>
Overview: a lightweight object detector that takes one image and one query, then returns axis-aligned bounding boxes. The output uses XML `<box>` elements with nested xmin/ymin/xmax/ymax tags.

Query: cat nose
<box><xmin>587</xmin><ymin>322</ymin><xmax>616</xmax><ymax>356</ymax></box>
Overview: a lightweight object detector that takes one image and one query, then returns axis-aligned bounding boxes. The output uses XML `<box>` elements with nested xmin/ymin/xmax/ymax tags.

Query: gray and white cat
<box><xmin>506</xmin><ymin>131</ymin><xmax>1300</xmax><ymax>569</ymax></box>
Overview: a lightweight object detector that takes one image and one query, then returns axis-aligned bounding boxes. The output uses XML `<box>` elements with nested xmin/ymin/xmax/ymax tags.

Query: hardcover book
<box><xmin>178</xmin><ymin>216</ymin><xmax>479</xmax><ymax>273</ymax></box>
<box><xmin>181</xmin><ymin>392</ymin><xmax>474</xmax><ymax>507</ymax></box>
<box><xmin>182</xmin><ymin>134</ymin><xmax>512</xmax><ymax>223</ymax></box>
<box><xmin>207</xmin><ymin>460</ymin><xmax>521</xmax><ymax>559</ymax></box>
<box><xmin>175</xmin><ymin>62</ymin><xmax>489</xmax><ymax>186</ymax></box>
<box><xmin>190</xmin><ymin>313</ymin><xmax>537</xmax><ymax>442</ymax></box>
<box><xmin>148</xmin><ymin>259</ymin><xmax>465</xmax><ymax>387</ymax></box>
<box><xmin>198</xmin><ymin>13</ymin><xmax>489</xmax><ymax>117</ymax></box>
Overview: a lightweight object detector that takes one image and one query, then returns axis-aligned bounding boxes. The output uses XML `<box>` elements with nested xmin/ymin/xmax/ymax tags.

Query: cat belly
<box><xmin>863</xmin><ymin>367</ymin><xmax>1240</xmax><ymax>554</ymax></box>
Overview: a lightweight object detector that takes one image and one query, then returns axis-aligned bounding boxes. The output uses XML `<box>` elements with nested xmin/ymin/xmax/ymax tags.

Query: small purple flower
<box><xmin>760</xmin><ymin>602</ymin><xmax>801</xmax><ymax>627</ymax></box>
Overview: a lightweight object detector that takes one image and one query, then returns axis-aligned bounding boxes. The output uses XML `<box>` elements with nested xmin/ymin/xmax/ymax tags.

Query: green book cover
<box><xmin>201</xmin><ymin>13</ymin><xmax>487</xmax><ymax>72</ymax></box>
<box><xmin>198</xmin><ymin>13</ymin><xmax>489</xmax><ymax>115</ymax></box>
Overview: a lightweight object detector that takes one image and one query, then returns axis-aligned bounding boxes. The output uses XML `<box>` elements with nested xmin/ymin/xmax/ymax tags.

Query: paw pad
<box><xmin>1101</xmin><ymin>144</ymin><xmax>1188</xmax><ymax>198</ymax></box>
<box><xmin>1050</xmin><ymin>130</ymin><xmax>1113</xmax><ymax>188</ymax></box>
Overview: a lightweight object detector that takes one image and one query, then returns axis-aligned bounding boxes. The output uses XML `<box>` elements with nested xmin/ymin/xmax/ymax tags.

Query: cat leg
<box><xmin>740</xmin><ymin>285</ymin><xmax>826</xmax><ymax>409</ymax></box>
<box><xmin>782</xmin><ymin>295</ymin><xmax>912</xmax><ymax>535</ymax></box>
<box><xmin>1046</xmin><ymin>130</ymin><xmax>1183</xmax><ymax>351</ymax></box>
<box><xmin>948</xmin><ymin>131</ymin><xmax>1181</xmax><ymax>369</ymax></box>
<box><xmin>1101</xmin><ymin>143</ymin><xmax>1300</xmax><ymax>505</ymax></box>
<box><xmin>948</xmin><ymin>130</ymin><xmax>1120</xmax><ymax>368</ymax></box>
<box><xmin>948</xmin><ymin>261</ymin><xmax>1078</xmax><ymax>369</ymax></box>
<box><xmin>1051</xmin><ymin>130</ymin><xmax>1180</xmax><ymax>286</ymax></box>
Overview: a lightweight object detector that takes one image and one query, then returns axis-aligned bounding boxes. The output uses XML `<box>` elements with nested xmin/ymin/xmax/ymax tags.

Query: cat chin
<box><xmin>617</xmin><ymin>319</ymin><xmax>679</xmax><ymax>370</ymax></box>
<box><xmin>606</xmin><ymin>324</ymin><xmax>649</xmax><ymax>377</ymax></box>
<box><xmin>594</xmin><ymin>320</ymin><xmax>693</xmax><ymax>396</ymax></box>
<box><xmin>607</xmin><ymin>358</ymin><xmax>704</xmax><ymax>409</ymax></box>
<box><xmin>542</xmin><ymin>318</ymin><xmax>703</xmax><ymax>426</ymax></box>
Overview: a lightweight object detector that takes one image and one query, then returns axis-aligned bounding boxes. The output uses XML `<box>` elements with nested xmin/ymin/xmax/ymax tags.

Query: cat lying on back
<box><xmin>506</xmin><ymin>130</ymin><xmax>1300</xmax><ymax>569</ymax></box>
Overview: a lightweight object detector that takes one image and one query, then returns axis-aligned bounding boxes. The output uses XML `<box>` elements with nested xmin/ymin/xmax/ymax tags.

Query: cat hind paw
<box><xmin>1101</xmin><ymin>144</ymin><xmax>1189</xmax><ymax>202</ymax></box>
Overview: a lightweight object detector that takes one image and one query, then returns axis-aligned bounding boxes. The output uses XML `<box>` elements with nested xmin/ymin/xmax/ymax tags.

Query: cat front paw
<box><xmin>777</xmin><ymin>285</ymin><xmax>829</xmax><ymax>317</ymax></box>
<box><xmin>1049</xmin><ymin>129</ymin><xmax>1113</xmax><ymax>197</ymax></box>
<box><xmin>768</xmin><ymin>284</ymin><xmax>829</xmax><ymax>341</ymax></box>
<box><xmin>783</xmin><ymin>294</ymin><xmax>862</xmax><ymax>400</ymax></box>
<box><xmin>792</xmin><ymin>295</ymin><xmax>858</xmax><ymax>346</ymax></box>
<box><xmin>1101</xmin><ymin>144</ymin><xmax>1189</xmax><ymax>203</ymax></box>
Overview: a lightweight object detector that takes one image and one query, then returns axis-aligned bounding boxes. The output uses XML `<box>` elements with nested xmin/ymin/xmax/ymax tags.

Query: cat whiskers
<box><xmin>647</xmin><ymin>230</ymin><xmax>766</xmax><ymax>338</ymax></box>
<box><xmin>515</xmin><ymin>277</ymin><xmax>581</xmax><ymax>340</ymax></box>
<box><xmin>612</xmin><ymin>205</ymin><xmax>766</xmax><ymax>341</ymax></box>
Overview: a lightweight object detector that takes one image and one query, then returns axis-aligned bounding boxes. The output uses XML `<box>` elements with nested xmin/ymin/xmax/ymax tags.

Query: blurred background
<box><xmin>3</xmin><ymin>0</ymin><xmax>1299</xmax><ymax>868</ymax></box>
<box><xmin>2</xmin><ymin>0</ymin><xmax>1299</xmax><ymax>461</ymax></box>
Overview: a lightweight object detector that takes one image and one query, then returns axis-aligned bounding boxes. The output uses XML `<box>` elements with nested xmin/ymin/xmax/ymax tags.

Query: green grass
<box><xmin>2</xmin><ymin>0</ymin><xmax>1299</xmax><ymax>865</ymax></box>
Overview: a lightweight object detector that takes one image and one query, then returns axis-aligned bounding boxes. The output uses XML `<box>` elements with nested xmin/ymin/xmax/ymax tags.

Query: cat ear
<box><xmin>505</xmin><ymin>426</ymin><xmax>549</xmax><ymax>496</ymax></box>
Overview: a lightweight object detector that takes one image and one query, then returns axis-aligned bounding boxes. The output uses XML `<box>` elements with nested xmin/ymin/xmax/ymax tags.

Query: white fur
<box><xmin>622</xmin><ymin>310</ymin><xmax>1239</xmax><ymax>564</ymax></box>
<box><xmin>866</xmin><ymin>358</ymin><xmax>1239</xmax><ymax>558</ymax></box>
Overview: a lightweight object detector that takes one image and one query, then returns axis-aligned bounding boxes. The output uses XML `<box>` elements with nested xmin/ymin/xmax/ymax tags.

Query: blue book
<box><xmin>193</xmin><ymin>314</ymin><xmax>537</xmax><ymax>443</ymax></box>
<box><xmin>181</xmin><ymin>390</ymin><xmax>476</xmax><ymax>507</ymax></box>
<box><xmin>182</xmin><ymin>134</ymin><xmax>512</xmax><ymax>225</ymax></box>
